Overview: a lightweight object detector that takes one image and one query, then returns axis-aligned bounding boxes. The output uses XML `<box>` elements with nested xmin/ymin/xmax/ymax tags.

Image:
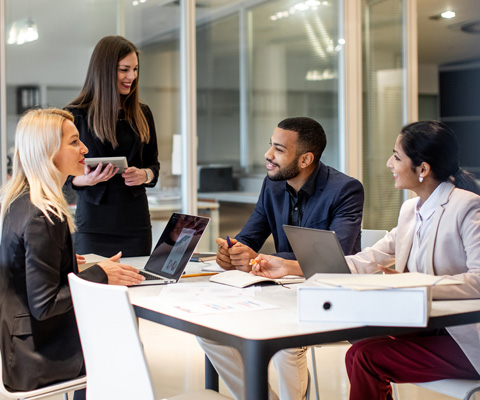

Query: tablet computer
<box><xmin>85</xmin><ymin>157</ymin><xmax>128</xmax><ymax>174</ymax></box>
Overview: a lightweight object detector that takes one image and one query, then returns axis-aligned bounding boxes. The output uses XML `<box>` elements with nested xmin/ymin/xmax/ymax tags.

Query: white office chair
<box><xmin>359</xmin><ymin>229</ymin><xmax>388</xmax><ymax>249</ymax></box>
<box><xmin>309</xmin><ymin>229</ymin><xmax>388</xmax><ymax>399</ymax></box>
<box><xmin>392</xmin><ymin>379</ymin><xmax>480</xmax><ymax>400</ymax></box>
<box><xmin>0</xmin><ymin>349</ymin><xmax>86</xmax><ymax>400</ymax></box>
<box><xmin>68</xmin><ymin>273</ymin><xmax>230</xmax><ymax>400</ymax></box>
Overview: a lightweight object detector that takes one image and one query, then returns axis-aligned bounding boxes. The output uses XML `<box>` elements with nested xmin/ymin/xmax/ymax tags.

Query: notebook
<box><xmin>283</xmin><ymin>225</ymin><xmax>352</xmax><ymax>278</ymax></box>
<box><xmin>134</xmin><ymin>213</ymin><xmax>210</xmax><ymax>286</ymax></box>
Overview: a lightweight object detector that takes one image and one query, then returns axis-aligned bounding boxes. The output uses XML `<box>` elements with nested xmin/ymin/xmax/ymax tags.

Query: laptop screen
<box><xmin>144</xmin><ymin>213</ymin><xmax>210</xmax><ymax>281</ymax></box>
<box><xmin>283</xmin><ymin>225</ymin><xmax>351</xmax><ymax>278</ymax></box>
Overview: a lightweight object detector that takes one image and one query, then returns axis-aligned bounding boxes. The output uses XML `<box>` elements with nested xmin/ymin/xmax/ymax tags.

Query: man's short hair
<box><xmin>277</xmin><ymin>117</ymin><xmax>327</xmax><ymax>163</ymax></box>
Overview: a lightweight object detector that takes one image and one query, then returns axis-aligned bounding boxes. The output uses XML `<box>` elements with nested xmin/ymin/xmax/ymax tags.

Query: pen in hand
<box><xmin>226</xmin><ymin>235</ymin><xmax>232</xmax><ymax>248</ymax></box>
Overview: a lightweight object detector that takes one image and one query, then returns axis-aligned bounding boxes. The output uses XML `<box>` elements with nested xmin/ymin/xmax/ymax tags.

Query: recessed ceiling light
<box><xmin>441</xmin><ymin>10</ymin><xmax>456</xmax><ymax>19</ymax></box>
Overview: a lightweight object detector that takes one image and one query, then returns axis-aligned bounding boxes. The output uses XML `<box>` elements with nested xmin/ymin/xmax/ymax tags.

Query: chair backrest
<box><xmin>360</xmin><ymin>229</ymin><xmax>388</xmax><ymax>250</ymax></box>
<box><xmin>68</xmin><ymin>273</ymin><xmax>156</xmax><ymax>400</ymax></box>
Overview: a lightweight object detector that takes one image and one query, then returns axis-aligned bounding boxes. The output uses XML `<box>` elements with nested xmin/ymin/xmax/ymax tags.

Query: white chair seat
<box><xmin>169</xmin><ymin>389</ymin><xmax>230</xmax><ymax>399</ymax></box>
<box><xmin>0</xmin><ymin>373</ymin><xmax>85</xmax><ymax>400</ymax></box>
<box><xmin>416</xmin><ymin>379</ymin><xmax>480</xmax><ymax>400</ymax></box>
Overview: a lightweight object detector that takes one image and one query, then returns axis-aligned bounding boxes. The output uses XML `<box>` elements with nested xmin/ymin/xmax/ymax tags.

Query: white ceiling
<box><xmin>7</xmin><ymin>0</ymin><xmax>480</xmax><ymax>70</ymax></box>
<box><xmin>417</xmin><ymin>0</ymin><xmax>480</xmax><ymax>65</ymax></box>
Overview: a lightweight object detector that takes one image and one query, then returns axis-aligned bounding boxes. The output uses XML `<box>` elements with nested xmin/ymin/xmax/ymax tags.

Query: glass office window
<box><xmin>362</xmin><ymin>0</ymin><xmax>405</xmax><ymax>230</ymax></box>
<box><xmin>194</xmin><ymin>0</ymin><xmax>342</xmax><ymax>178</ymax></box>
<box><xmin>247</xmin><ymin>0</ymin><xmax>341</xmax><ymax>174</ymax></box>
<box><xmin>4</xmin><ymin>0</ymin><xmax>117</xmax><ymax>176</ymax></box>
<box><xmin>197</xmin><ymin>13</ymin><xmax>240</xmax><ymax>168</ymax></box>
<box><xmin>3</xmin><ymin>0</ymin><xmax>180</xmax><ymax>194</ymax></box>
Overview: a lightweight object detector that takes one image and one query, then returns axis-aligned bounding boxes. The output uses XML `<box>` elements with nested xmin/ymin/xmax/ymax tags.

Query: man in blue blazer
<box><xmin>216</xmin><ymin>116</ymin><xmax>364</xmax><ymax>271</ymax></box>
<box><xmin>203</xmin><ymin>117</ymin><xmax>364</xmax><ymax>400</ymax></box>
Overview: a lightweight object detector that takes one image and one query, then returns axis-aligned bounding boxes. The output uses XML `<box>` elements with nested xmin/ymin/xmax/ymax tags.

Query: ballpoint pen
<box><xmin>226</xmin><ymin>235</ymin><xmax>232</xmax><ymax>248</ymax></box>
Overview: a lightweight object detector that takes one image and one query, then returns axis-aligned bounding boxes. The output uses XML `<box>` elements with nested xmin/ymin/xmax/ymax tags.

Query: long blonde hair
<box><xmin>0</xmin><ymin>108</ymin><xmax>75</xmax><ymax>241</ymax></box>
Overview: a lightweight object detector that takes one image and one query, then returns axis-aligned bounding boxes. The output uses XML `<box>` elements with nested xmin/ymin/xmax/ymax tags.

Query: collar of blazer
<box><xmin>396</xmin><ymin>182</ymin><xmax>455</xmax><ymax>273</ymax></box>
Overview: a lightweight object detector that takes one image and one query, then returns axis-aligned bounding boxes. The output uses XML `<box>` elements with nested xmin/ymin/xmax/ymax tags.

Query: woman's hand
<box><xmin>72</xmin><ymin>163</ymin><xmax>118</xmax><ymax>187</ymax></box>
<box><xmin>122</xmin><ymin>167</ymin><xmax>149</xmax><ymax>186</ymax></box>
<box><xmin>250</xmin><ymin>254</ymin><xmax>303</xmax><ymax>279</ymax></box>
<box><xmin>97</xmin><ymin>252</ymin><xmax>145</xmax><ymax>286</ymax></box>
<box><xmin>378</xmin><ymin>265</ymin><xmax>399</xmax><ymax>274</ymax></box>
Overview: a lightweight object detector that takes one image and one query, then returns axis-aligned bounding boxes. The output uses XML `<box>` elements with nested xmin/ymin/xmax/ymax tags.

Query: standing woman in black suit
<box><xmin>65</xmin><ymin>35</ymin><xmax>160</xmax><ymax>257</ymax></box>
<box><xmin>0</xmin><ymin>108</ymin><xmax>144</xmax><ymax>397</ymax></box>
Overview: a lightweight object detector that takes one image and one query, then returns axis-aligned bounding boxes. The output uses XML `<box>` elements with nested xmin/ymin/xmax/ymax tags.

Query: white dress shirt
<box><xmin>407</xmin><ymin>182</ymin><xmax>447</xmax><ymax>273</ymax></box>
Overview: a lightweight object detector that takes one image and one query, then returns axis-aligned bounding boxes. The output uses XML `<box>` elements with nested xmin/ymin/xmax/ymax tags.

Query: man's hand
<box><xmin>215</xmin><ymin>237</ymin><xmax>257</xmax><ymax>271</ymax></box>
<box><xmin>228</xmin><ymin>242</ymin><xmax>258</xmax><ymax>272</ymax></box>
<box><xmin>216</xmin><ymin>237</ymin><xmax>236</xmax><ymax>270</ymax></box>
<box><xmin>97</xmin><ymin>252</ymin><xmax>145</xmax><ymax>286</ymax></box>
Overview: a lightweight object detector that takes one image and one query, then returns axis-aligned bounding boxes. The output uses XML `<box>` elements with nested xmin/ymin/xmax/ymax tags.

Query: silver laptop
<box><xmin>135</xmin><ymin>213</ymin><xmax>210</xmax><ymax>286</ymax></box>
<box><xmin>283</xmin><ymin>225</ymin><xmax>351</xmax><ymax>278</ymax></box>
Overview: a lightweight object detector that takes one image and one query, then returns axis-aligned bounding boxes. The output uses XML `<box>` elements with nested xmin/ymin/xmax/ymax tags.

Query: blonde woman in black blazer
<box><xmin>0</xmin><ymin>109</ymin><xmax>144</xmax><ymax>397</ymax></box>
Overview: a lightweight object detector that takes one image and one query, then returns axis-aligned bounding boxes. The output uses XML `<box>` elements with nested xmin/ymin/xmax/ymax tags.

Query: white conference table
<box><xmin>125</xmin><ymin>257</ymin><xmax>480</xmax><ymax>399</ymax></box>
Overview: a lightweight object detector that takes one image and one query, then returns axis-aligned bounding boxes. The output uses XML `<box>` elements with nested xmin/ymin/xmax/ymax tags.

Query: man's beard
<box><xmin>266</xmin><ymin>158</ymin><xmax>300</xmax><ymax>181</ymax></box>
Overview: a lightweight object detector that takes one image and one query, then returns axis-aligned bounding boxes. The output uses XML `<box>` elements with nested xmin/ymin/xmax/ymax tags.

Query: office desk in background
<box><xmin>126</xmin><ymin>258</ymin><xmax>480</xmax><ymax>399</ymax></box>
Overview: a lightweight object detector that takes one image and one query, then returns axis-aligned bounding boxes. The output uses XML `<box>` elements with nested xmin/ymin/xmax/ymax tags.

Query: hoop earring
<box><xmin>419</xmin><ymin>176</ymin><xmax>424</xmax><ymax>183</ymax></box>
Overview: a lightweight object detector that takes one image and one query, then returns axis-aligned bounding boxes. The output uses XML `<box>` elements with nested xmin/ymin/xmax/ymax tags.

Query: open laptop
<box><xmin>283</xmin><ymin>225</ymin><xmax>351</xmax><ymax>278</ymax></box>
<box><xmin>134</xmin><ymin>213</ymin><xmax>210</xmax><ymax>286</ymax></box>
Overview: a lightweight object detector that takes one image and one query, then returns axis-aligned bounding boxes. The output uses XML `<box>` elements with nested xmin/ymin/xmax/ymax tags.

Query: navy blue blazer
<box><xmin>236</xmin><ymin>162</ymin><xmax>364</xmax><ymax>259</ymax></box>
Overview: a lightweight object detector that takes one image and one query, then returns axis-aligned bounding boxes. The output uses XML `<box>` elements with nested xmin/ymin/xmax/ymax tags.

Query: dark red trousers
<box><xmin>345</xmin><ymin>329</ymin><xmax>480</xmax><ymax>400</ymax></box>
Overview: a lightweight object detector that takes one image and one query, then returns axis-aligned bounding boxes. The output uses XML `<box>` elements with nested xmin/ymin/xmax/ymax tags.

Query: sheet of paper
<box><xmin>200</xmin><ymin>261</ymin><xmax>226</xmax><ymax>272</ymax></box>
<box><xmin>139</xmin><ymin>282</ymin><xmax>274</xmax><ymax>315</ymax></box>
<box><xmin>78</xmin><ymin>253</ymin><xmax>108</xmax><ymax>271</ymax></box>
<box><xmin>311</xmin><ymin>272</ymin><xmax>461</xmax><ymax>291</ymax></box>
<box><xmin>163</xmin><ymin>297</ymin><xmax>279</xmax><ymax>315</ymax></box>
<box><xmin>159</xmin><ymin>281</ymin><xmax>259</xmax><ymax>299</ymax></box>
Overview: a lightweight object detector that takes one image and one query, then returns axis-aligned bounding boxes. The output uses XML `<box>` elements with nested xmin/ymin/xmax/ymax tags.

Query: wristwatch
<box><xmin>144</xmin><ymin>168</ymin><xmax>153</xmax><ymax>184</ymax></box>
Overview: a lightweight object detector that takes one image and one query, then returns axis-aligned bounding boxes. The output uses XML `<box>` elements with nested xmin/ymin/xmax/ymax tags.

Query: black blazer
<box><xmin>65</xmin><ymin>104</ymin><xmax>160</xmax><ymax>205</ymax></box>
<box><xmin>0</xmin><ymin>192</ymin><xmax>107</xmax><ymax>391</ymax></box>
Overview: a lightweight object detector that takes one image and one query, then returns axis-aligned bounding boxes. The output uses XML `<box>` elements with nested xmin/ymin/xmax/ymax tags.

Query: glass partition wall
<box><xmin>1</xmin><ymin>0</ymin><xmax>411</xmax><ymax>235</ymax></box>
<box><xmin>362</xmin><ymin>0</ymin><xmax>407</xmax><ymax>229</ymax></box>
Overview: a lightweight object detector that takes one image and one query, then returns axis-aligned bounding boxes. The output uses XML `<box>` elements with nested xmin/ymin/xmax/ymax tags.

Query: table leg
<box><xmin>243</xmin><ymin>344</ymin><xmax>271</xmax><ymax>399</ymax></box>
<box><xmin>205</xmin><ymin>355</ymin><xmax>219</xmax><ymax>391</ymax></box>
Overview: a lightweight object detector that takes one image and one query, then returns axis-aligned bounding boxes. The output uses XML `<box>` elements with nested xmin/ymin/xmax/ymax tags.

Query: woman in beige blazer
<box><xmin>251</xmin><ymin>120</ymin><xmax>480</xmax><ymax>400</ymax></box>
<box><xmin>343</xmin><ymin>120</ymin><xmax>480</xmax><ymax>400</ymax></box>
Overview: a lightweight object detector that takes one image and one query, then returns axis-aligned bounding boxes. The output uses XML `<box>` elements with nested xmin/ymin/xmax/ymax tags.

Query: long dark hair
<box><xmin>400</xmin><ymin>120</ymin><xmax>480</xmax><ymax>195</ymax></box>
<box><xmin>67</xmin><ymin>35</ymin><xmax>149</xmax><ymax>147</ymax></box>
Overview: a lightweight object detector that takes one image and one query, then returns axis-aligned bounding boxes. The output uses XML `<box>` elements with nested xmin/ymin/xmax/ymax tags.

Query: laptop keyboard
<box><xmin>139</xmin><ymin>270</ymin><xmax>165</xmax><ymax>281</ymax></box>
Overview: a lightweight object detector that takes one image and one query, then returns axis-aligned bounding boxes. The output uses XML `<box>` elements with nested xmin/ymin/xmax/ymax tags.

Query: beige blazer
<box><xmin>346</xmin><ymin>182</ymin><xmax>480</xmax><ymax>373</ymax></box>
